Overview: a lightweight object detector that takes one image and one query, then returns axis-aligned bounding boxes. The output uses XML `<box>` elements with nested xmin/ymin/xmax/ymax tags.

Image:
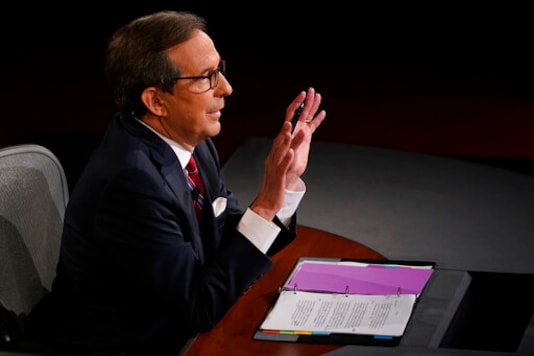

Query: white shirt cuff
<box><xmin>237</xmin><ymin>208</ymin><xmax>281</xmax><ymax>254</ymax></box>
<box><xmin>276</xmin><ymin>181</ymin><xmax>306</xmax><ymax>225</ymax></box>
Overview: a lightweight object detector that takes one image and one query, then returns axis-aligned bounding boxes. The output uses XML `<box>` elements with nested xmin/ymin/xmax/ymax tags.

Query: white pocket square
<box><xmin>212</xmin><ymin>197</ymin><xmax>227</xmax><ymax>217</ymax></box>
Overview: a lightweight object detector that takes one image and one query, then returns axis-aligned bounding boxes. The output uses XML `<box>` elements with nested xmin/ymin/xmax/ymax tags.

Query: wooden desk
<box><xmin>185</xmin><ymin>225</ymin><xmax>385</xmax><ymax>356</ymax></box>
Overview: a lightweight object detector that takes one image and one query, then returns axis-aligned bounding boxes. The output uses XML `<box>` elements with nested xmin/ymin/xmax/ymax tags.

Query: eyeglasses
<box><xmin>169</xmin><ymin>60</ymin><xmax>226</xmax><ymax>92</ymax></box>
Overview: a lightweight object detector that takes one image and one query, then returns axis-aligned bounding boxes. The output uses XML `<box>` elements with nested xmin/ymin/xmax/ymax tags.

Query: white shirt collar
<box><xmin>136</xmin><ymin>118</ymin><xmax>192</xmax><ymax>170</ymax></box>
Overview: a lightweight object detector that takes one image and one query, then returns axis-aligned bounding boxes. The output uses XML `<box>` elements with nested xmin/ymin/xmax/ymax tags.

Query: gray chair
<box><xmin>0</xmin><ymin>144</ymin><xmax>69</xmax><ymax>355</ymax></box>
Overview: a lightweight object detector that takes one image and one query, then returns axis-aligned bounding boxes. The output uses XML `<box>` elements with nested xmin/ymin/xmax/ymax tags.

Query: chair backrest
<box><xmin>0</xmin><ymin>144</ymin><xmax>68</xmax><ymax>348</ymax></box>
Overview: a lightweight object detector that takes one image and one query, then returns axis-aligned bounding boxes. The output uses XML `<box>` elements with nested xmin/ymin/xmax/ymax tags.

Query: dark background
<box><xmin>2</xmin><ymin>3</ymin><xmax>534</xmax><ymax>189</ymax></box>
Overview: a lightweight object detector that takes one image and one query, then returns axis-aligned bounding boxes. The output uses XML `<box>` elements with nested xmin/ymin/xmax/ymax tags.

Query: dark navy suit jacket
<box><xmin>40</xmin><ymin>114</ymin><xmax>296</xmax><ymax>354</ymax></box>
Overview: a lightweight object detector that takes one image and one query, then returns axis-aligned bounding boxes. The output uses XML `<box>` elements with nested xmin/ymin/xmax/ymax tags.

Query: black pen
<box><xmin>291</xmin><ymin>102</ymin><xmax>304</xmax><ymax>133</ymax></box>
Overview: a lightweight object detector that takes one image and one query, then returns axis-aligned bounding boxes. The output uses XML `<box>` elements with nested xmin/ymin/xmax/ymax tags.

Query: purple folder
<box><xmin>284</xmin><ymin>261</ymin><xmax>433</xmax><ymax>295</ymax></box>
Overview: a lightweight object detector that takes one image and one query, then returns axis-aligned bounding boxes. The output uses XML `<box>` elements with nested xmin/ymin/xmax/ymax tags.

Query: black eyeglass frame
<box><xmin>169</xmin><ymin>60</ymin><xmax>226</xmax><ymax>90</ymax></box>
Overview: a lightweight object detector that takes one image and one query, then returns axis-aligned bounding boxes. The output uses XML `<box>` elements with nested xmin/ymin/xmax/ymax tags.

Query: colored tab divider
<box><xmin>262</xmin><ymin>329</ymin><xmax>393</xmax><ymax>339</ymax></box>
<box><xmin>261</xmin><ymin>329</ymin><xmax>331</xmax><ymax>336</ymax></box>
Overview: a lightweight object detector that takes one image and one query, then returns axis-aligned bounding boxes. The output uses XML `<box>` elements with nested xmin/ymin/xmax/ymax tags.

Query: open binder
<box><xmin>254</xmin><ymin>257</ymin><xmax>435</xmax><ymax>346</ymax></box>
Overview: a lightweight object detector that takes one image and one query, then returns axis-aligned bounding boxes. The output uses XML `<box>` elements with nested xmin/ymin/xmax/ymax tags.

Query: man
<box><xmin>30</xmin><ymin>10</ymin><xmax>325</xmax><ymax>355</ymax></box>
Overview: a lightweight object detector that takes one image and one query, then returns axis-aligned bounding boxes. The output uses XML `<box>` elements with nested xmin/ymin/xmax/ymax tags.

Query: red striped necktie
<box><xmin>186</xmin><ymin>155</ymin><xmax>204</xmax><ymax>224</ymax></box>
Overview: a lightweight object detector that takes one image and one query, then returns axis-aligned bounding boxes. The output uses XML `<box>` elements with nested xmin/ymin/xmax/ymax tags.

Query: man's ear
<box><xmin>141</xmin><ymin>87</ymin><xmax>167</xmax><ymax>116</ymax></box>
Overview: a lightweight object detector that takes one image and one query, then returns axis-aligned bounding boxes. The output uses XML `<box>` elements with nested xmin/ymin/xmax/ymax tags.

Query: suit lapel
<box><xmin>120</xmin><ymin>115</ymin><xmax>205</xmax><ymax>261</ymax></box>
<box><xmin>193</xmin><ymin>143</ymin><xmax>222</xmax><ymax>259</ymax></box>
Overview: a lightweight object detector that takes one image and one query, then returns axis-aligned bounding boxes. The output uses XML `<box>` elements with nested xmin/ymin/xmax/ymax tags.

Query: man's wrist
<box><xmin>249</xmin><ymin>200</ymin><xmax>277</xmax><ymax>222</ymax></box>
